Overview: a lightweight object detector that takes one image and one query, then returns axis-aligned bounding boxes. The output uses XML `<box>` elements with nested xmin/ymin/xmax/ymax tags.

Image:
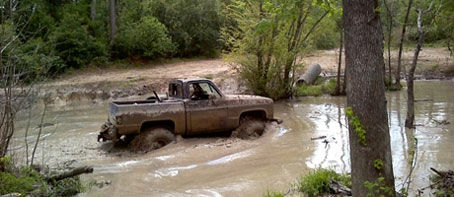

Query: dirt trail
<box><xmin>40</xmin><ymin>48</ymin><xmax>453</xmax><ymax>103</ymax></box>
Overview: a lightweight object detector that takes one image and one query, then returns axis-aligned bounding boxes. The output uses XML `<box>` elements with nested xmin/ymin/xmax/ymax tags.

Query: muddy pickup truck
<box><xmin>98</xmin><ymin>78</ymin><xmax>281</xmax><ymax>152</ymax></box>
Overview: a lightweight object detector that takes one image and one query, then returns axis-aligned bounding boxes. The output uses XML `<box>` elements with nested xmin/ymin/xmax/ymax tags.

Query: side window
<box><xmin>189</xmin><ymin>82</ymin><xmax>221</xmax><ymax>100</ymax></box>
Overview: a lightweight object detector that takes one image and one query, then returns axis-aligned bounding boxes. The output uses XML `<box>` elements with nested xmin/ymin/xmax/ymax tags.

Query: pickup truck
<box><xmin>98</xmin><ymin>78</ymin><xmax>280</xmax><ymax>152</ymax></box>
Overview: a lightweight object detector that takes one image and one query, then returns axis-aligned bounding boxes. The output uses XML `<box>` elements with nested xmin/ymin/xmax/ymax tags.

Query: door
<box><xmin>185</xmin><ymin>82</ymin><xmax>228</xmax><ymax>134</ymax></box>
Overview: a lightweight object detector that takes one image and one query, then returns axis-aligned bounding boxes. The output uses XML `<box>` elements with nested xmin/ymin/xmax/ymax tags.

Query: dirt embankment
<box><xmin>40</xmin><ymin>47</ymin><xmax>453</xmax><ymax>103</ymax></box>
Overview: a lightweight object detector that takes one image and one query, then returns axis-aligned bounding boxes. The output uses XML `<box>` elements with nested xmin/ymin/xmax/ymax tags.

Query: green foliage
<box><xmin>363</xmin><ymin>177</ymin><xmax>394</xmax><ymax>197</ymax></box>
<box><xmin>148</xmin><ymin>0</ymin><xmax>222</xmax><ymax>57</ymax></box>
<box><xmin>296</xmin><ymin>84</ymin><xmax>323</xmax><ymax>97</ymax></box>
<box><xmin>298</xmin><ymin>168</ymin><xmax>351</xmax><ymax>196</ymax></box>
<box><xmin>374</xmin><ymin>159</ymin><xmax>384</xmax><ymax>171</ymax></box>
<box><xmin>49</xmin><ymin>3</ymin><xmax>108</xmax><ymax>69</ymax></box>
<box><xmin>223</xmin><ymin>0</ymin><xmax>334</xmax><ymax>99</ymax></box>
<box><xmin>114</xmin><ymin>14</ymin><xmax>175</xmax><ymax>58</ymax></box>
<box><xmin>345</xmin><ymin>107</ymin><xmax>367</xmax><ymax>146</ymax></box>
<box><xmin>295</xmin><ymin>78</ymin><xmax>337</xmax><ymax>97</ymax></box>
<box><xmin>263</xmin><ymin>190</ymin><xmax>286</xmax><ymax>197</ymax></box>
<box><xmin>310</xmin><ymin>18</ymin><xmax>339</xmax><ymax>50</ymax></box>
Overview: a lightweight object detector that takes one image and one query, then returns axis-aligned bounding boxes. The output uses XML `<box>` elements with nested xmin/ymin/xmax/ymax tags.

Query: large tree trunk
<box><xmin>109</xmin><ymin>0</ymin><xmax>117</xmax><ymax>45</ymax></box>
<box><xmin>396</xmin><ymin>0</ymin><xmax>414</xmax><ymax>87</ymax></box>
<box><xmin>343</xmin><ymin>0</ymin><xmax>395</xmax><ymax>195</ymax></box>
<box><xmin>405</xmin><ymin>9</ymin><xmax>425</xmax><ymax>128</ymax></box>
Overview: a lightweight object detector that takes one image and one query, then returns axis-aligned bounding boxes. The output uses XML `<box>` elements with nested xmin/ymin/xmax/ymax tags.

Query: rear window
<box><xmin>169</xmin><ymin>83</ymin><xmax>183</xmax><ymax>98</ymax></box>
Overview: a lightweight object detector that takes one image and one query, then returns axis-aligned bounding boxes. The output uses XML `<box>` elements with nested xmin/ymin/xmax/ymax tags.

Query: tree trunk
<box><xmin>343</xmin><ymin>0</ymin><xmax>395</xmax><ymax>195</ymax></box>
<box><xmin>396</xmin><ymin>0</ymin><xmax>414</xmax><ymax>87</ymax></box>
<box><xmin>383</xmin><ymin>0</ymin><xmax>394</xmax><ymax>84</ymax></box>
<box><xmin>336</xmin><ymin>30</ymin><xmax>343</xmax><ymax>95</ymax></box>
<box><xmin>405</xmin><ymin>9</ymin><xmax>424</xmax><ymax>128</ymax></box>
<box><xmin>109</xmin><ymin>0</ymin><xmax>117</xmax><ymax>45</ymax></box>
<box><xmin>91</xmin><ymin>0</ymin><xmax>97</xmax><ymax>21</ymax></box>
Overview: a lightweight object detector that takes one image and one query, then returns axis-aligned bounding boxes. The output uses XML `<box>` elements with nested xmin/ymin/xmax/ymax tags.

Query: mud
<box><xmin>32</xmin><ymin>48</ymin><xmax>452</xmax><ymax>104</ymax></box>
<box><xmin>10</xmin><ymin>81</ymin><xmax>454</xmax><ymax>196</ymax></box>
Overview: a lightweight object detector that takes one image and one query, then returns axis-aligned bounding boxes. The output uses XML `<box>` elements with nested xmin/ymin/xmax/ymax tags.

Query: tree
<box><xmin>91</xmin><ymin>0</ymin><xmax>97</xmax><ymax>21</ymax></box>
<box><xmin>343</xmin><ymin>0</ymin><xmax>395</xmax><ymax>195</ymax></box>
<box><xmin>405</xmin><ymin>2</ymin><xmax>434</xmax><ymax>128</ymax></box>
<box><xmin>109</xmin><ymin>0</ymin><xmax>116</xmax><ymax>45</ymax></box>
<box><xmin>395</xmin><ymin>0</ymin><xmax>414</xmax><ymax>88</ymax></box>
<box><xmin>223</xmin><ymin>0</ymin><xmax>331</xmax><ymax>99</ymax></box>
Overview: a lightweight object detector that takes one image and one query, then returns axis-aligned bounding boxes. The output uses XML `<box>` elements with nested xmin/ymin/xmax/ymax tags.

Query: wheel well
<box><xmin>240</xmin><ymin>110</ymin><xmax>267</xmax><ymax>120</ymax></box>
<box><xmin>140</xmin><ymin>120</ymin><xmax>175</xmax><ymax>133</ymax></box>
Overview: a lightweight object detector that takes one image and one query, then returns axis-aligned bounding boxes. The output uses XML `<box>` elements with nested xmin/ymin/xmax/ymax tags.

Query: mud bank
<box><xmin>31</xmin><ymin>47</ymin><xmax>453</xmax><ymax>104</ymax></box>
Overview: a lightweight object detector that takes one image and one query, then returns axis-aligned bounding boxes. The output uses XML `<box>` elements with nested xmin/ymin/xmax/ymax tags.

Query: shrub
<box><xmin>50</xmin><ymin>3</ymin><xmax>108</xmax><ymax>69</ymax></box>
<box><xmin>113</xmin><ymin>16</ymin><xmax>175</xmax><ymax>58</ymax></box>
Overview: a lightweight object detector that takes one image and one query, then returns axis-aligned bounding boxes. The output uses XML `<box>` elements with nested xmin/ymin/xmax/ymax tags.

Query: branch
<box><xmin>300</xmin><ymin>10</ymin><xmax>330</xmax><ymax>45</ymax></box>
<box><xmin>45</xmin><ymin>166</ymin><xmax>94</xmax><ymax>182</ymax></box>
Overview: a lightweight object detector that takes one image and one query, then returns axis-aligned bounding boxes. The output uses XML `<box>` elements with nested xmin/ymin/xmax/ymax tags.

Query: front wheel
<box><xmin>130</xmin><ymin>127</ymin><xmax>175</xmax><ymax>153</ymax></box>
<box><xmin>231</xmin><ymin>117</ymin><xmax>266</xmax><ymax>139</ymax></box>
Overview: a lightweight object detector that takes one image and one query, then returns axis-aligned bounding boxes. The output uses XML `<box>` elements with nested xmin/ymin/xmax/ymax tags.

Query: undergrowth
<box><xmin>295</xmin><ymin>78</ymin><xmax>338</xmax><ymax>97</ymax></box>
<box><xmin>0</xmin><ymin>156</ymin><xmax>84</xmax><ymax>196</ymax></box>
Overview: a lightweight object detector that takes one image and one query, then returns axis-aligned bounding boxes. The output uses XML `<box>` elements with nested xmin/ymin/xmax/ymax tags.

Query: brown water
<box><xmin>11</xmin><ymin>81</ymin><xmax>454</xmax><ymax>196</ymax></box>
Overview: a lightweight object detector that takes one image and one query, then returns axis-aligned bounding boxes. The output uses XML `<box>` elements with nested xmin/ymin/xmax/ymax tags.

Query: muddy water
<box><xmin>11</xmin><ymin>81</ymin><xmax>454</xmax><ymax>196</ymax></box>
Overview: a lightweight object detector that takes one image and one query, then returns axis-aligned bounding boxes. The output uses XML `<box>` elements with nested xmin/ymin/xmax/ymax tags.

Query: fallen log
<box><xmin>46</xmin><ymin>166</ymin><xmax>93</xmax><ymax>182</ymax></box>
<box><xmin>329</xmin><ymin>180</ymin><xmax>352</xmax><ymax>196</ymax></box>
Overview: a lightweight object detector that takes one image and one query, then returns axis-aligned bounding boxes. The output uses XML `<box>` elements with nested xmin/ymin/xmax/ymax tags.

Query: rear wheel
<box><xmin>130</xmin><ymin>127</ymin><xmax>175</xmax><ymax>153</ymax></box>
<box><xmin>231</xmin><ymin>117</ymin><xmax>266</xmax><ymax>139</ymax></box>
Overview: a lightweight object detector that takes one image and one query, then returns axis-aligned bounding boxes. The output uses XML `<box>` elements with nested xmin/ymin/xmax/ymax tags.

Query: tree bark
<box><xmin>336</xmin><ymin>30</ymin><xmax>343</xmax><ymax>95</ymax></box>
<box><xmin>396</xmin><ymin>0</ymin><xmax>414</xmax><ymax>87</ymax></box>
<box><xmin>91</xmin><ymin>0</ymin><xmax>97</xmax><ymax>21</ymax></box>
<box><xmin>343</xmin><ymin>0</ymin><xmax>395</xmax><ymax>195</ymax></box>
<box><xmin>109</xmin><ymin>0</ymin><xmax>117</xmax><ymax>45</ymax></box>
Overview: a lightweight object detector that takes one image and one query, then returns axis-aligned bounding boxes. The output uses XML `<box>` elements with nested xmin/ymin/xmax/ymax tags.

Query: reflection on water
<box><xmin>10</xmin><ymin>81</ymin><xmax>454</xmax><ymax>196</ymax></box>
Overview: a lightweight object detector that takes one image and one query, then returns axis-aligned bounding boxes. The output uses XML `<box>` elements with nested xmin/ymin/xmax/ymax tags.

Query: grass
<box><xmin>298</xmin><ymin>168</ymin><xmax>351</xmax><ymax>196</ymax></box>
<box><xmin>295</xmin><ymin>78</ymin><xmax>338</xmax><ymax>97</ymax></box>
<box><xmin>264</xmin><ymin>168</ymin><xmax>351</xmax><ymax>197</ymax></box>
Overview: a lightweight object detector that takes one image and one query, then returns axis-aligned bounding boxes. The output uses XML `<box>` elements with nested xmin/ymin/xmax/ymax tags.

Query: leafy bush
<box><xmin>114</xmin><ymin>16</ymin><xmax>175</xmax><ymax>58</ymax></box>
<box><xmin>49</xmin><ymin>3</ymin><xmax>107</xmax><ymax>69</ymax></box>
<box><xmin>148</xmin><ymin>0</ymin><xmax>222</xmax><ymax>57</ymax></box>
<box><xmin>19</xmin><ymin>38</ymin><xmax>65</xmax><ymax>80</ymax></box>
<box><xmin>298</xmin><ymin>168</ymin><xmax>351</xmax><ymax>196</ymax></box>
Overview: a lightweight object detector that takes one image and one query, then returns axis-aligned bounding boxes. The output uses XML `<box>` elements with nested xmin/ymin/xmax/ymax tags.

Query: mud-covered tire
<box><xmin>231</xmin><ymin>117</ymin><xmax>266</xmax><ymax>139</ymax></box>
<box><xmin>130</xmin><ymin>127</ymin><xmax>175</xmax><ymax>153</ymax></box>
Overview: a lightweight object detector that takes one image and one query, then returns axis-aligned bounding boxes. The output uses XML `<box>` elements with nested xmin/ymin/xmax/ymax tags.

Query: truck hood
<box><xmin>224</xmin><ymin>94</ymin><xmax>273</xmax><ymax>105</ymax></box>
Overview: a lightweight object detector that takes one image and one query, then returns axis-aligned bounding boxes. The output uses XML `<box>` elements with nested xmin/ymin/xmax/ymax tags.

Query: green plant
<box><xmin>374</xmin><ymin>159</ymin><xmax>384</xmax><ymax>170</ymax></box>
<box><xmin>363</xmin><ymin>177</ymin><xmax>394</xmax><ymax>197</ymax></box>
<box><xmin>263</xmin><ymin>190</ymin><xmax>286</xmax><ymax>197</ymax></box>
<box><xmin>114</xmin><ymin>6</ymin><xmax>176</xmax><ymax>58</ymax></box>
<box><xmin>345</xmin><ymin>107</ymin><xmax>367</xmax><ymax>146</ymax></box>
<box><xmin>322</xmin><ymin>79</ymin><xmax>337</xmax><ymax>95</ymax></box>
<box><xmin>296</xmin><ymin>84</ymin><xmax>323</xmax><ymax>97</ymax></box>
<box><xmin>298</xmin><ymin>168</ymin><xmax>351</xmax><ymax>196</ymax></box>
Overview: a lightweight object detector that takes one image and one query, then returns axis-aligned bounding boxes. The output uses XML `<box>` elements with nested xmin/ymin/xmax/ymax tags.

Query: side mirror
<box><xmin>209</xmin><ymin>94</ymin><xmax>217</xmax><ymax>100</ymax></box>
